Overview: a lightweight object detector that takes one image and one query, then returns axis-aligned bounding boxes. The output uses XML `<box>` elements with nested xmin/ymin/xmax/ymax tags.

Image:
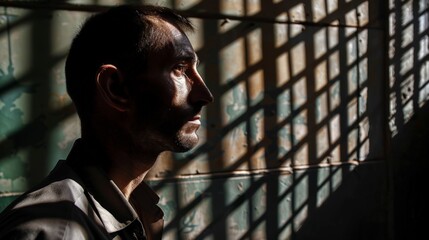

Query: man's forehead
<box><xmin>143</xmin><ymin>18</ymin><xmax>197</xmax><ymax>65</ymax></box>
<box><xmin>161</xmin><ymin>21</ymin><xmax>197</xmax><ymax>61</ymax></box>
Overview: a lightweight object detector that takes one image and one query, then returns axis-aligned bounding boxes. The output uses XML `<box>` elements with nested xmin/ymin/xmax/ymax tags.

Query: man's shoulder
<box><xmin>0</xmin><ymin>202</ymin><xmax>91</xmax><ymax>240</ymax></box>
<box><xmin>0</xmin><ymin>162</ymin><xmax>97</xmax><ymax>239</ymax></box>
<box><xmin>12</xmin><ymin>178</ymin><xmax>86</xmax><ymax>210</ymax></box>
<box><xmin>6</xmin><ymin>160</ymin><xmax>86</xmax><ymax>210</ymax></box>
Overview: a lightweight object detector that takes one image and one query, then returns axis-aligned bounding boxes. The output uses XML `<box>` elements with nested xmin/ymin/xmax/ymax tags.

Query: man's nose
<box><xmin>189</xmin><ymin>72</ymin><xmax>214</xmax><ymax>106</ymax></box>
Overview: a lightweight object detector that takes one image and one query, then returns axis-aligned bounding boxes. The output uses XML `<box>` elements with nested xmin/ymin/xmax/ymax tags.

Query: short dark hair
<box><xmin>65</xmin><ymin>4</ymin><xmax>194</xmax><ymax>122</ymax></box>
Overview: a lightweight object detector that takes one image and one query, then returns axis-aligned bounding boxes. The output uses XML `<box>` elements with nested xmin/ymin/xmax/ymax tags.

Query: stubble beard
<box><xmin>172</xmin><ymin>122</ymin><xmax>200</xmax><ymax>152</ymax></box>
<box><xmin>134</xmin><ymin>120</ymin><xmax>200</xmax><ymax>153</ymax></box>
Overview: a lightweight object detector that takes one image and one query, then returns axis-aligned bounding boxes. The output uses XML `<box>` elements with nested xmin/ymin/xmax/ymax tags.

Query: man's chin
<box><xmin>173</xmin><ymin>133</ymin><xmax>199</xmax><ymax>152</ymax></box>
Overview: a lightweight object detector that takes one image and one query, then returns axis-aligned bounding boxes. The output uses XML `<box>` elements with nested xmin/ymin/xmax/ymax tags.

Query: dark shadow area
<box><xmin>387</xmin><ymin>0</ymin><xmax>429</xmax><ymax>239</ymax></box>
<box><xmin>391</xmin><ymin>102</ymin><xmax>429</xmax><ymax>240</ymax></box>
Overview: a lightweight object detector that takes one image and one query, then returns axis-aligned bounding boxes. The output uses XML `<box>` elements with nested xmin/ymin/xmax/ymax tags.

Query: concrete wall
<box><xmin>0</xmin><ymin>0</ymin><xmax>427</xmax><ymax>239</ymax></box>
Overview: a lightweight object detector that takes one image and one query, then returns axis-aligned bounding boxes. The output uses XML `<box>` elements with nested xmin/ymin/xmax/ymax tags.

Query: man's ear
<box><xmin>96</xmin><ymin>64</ymin><xmax>129</xmax><ymax>112</ymax></box>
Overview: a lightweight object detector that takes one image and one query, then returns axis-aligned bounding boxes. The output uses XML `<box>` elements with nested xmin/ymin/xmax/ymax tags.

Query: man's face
<box><xmin>129</xmin><ymin>21</ymin><xmax>213</xmax><ymax>153</ymax></box>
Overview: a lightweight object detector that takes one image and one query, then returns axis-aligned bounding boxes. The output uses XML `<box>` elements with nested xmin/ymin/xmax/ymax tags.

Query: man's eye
<box><xmin>174</xmin><ymin>65</ymin><xmax>188</xmax><ymax>78</ymax></box>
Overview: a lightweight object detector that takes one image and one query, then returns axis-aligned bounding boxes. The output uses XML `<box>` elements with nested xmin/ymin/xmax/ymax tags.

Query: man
<box><xmin>0</xmin><ymin>4</ymin><xmax>213</xmax><ymax>240</ymax></box>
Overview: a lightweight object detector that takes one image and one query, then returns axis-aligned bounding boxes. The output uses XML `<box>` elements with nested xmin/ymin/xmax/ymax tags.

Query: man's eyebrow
<box><xmin>176</xmin><ymin>53</ymin><xmax>199</xmax><ymax>65</ymax></box>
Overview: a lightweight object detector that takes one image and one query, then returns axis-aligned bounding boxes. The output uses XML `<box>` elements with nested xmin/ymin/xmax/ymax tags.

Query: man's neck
<box><xmin>107</xmin><ymin>156</ymin><xmax>156</xmax><ymax>200</ymax></box>
<box><xmin>81</xmin><ymin>135</ymin><xmax>160</xmax><ymax>201</ymax></box>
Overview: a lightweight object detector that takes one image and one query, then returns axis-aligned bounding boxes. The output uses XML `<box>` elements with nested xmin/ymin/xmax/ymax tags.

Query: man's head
<box><xmin>65</xmin><ymin>5</ymin><xmax>213</xmax><ymax>153</ymax></box>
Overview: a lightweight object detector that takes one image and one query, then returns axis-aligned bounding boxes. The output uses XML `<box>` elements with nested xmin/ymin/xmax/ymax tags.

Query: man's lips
<box><xmin>188</xmin><ymin>114</ymin><xmax>201</xmax><ymax>124</ymax></box>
